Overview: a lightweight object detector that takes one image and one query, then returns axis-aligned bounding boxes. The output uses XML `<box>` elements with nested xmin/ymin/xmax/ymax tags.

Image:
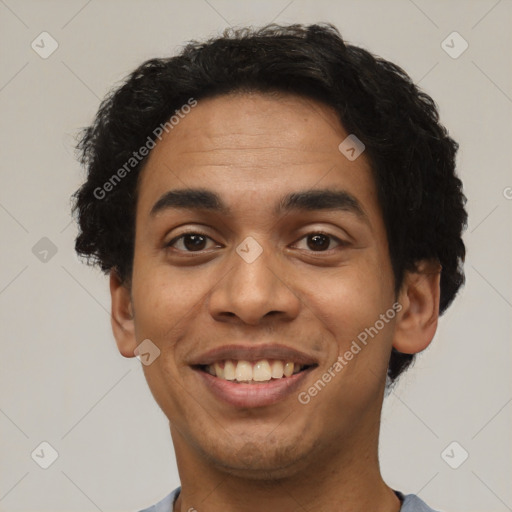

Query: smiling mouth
<box><xmin>197</xmin><ymin>359</ymin><xmax>315</xmax><ymax>384</ymax></box>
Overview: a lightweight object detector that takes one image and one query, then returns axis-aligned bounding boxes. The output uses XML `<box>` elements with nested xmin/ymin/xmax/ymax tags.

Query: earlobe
<box><xmin>392</xmin><ymin>260</ymin><xmax>441</xmax><ymax>355</ymax></box>
<box><xmin>109</xmin><ymin>270</ymin><xmax>137</xmax><ymax>358</ymax></box>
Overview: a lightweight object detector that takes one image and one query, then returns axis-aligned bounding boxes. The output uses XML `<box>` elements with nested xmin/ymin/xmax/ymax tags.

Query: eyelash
<box><xmin>165</xmin><ymin>230</ymin><xmax>347</xmax><ymax>254</ymax></box>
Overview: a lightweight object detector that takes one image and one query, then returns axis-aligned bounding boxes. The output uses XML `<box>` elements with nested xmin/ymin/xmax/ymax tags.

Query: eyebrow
<box><xmin>150</xmin><ymin>187</ymin><xmax>368</xmax><ymax>222</ymax></box>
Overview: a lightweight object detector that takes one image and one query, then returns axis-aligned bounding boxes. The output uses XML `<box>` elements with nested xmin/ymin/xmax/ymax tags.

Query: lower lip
<box><xmin>195</xmin><ymin>367</ymin><xmax>314</xmax><ymax>408</ymax></box>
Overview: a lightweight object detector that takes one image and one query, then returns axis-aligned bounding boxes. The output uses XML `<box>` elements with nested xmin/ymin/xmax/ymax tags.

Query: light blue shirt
<box><xmin>138</xmin><ymin>487</ymin><xmax>441</xmax><ymax>511</ymax></box>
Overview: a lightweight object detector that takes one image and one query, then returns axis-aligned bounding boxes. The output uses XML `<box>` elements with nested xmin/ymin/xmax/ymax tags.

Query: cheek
<box><xmin>293</xmin><ymin>265</ymin><xmax>395</xmax><ymax>435</ymax></box>
<box><xmin>301</xmin><ymin>259</ymin><xmax>396</xmax><ymax>385</ymax></box>
<box><xmin>131</xmin><ymin>266</ymin><xmax>196</xmax><ymax>341</ymax></box>
<box><xmin>310</xmin><ymin>261</ymin><xmax>394</xmax><ymax>332</ymax></box>
<box><xmin>131</xmin><ymin>263</ymin><xmax>223</xmax><ymax>353</ymax></box>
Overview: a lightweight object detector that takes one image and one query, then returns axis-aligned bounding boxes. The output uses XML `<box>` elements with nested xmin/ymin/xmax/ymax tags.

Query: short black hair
<box><xmin>72</xmin><ymin>23</ymin><xmax>467</xmax><ymax>382</ymax></box>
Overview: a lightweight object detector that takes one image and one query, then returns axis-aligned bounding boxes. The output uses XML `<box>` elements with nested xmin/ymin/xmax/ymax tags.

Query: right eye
<box><xmin>166</xmin><ymin>232</ymin><xmax>221</xmax><ymax>253</ymax></box>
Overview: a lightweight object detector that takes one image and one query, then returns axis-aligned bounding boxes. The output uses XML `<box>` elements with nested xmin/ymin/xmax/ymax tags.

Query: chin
<box><xmin>200</xmin><ymin>431</ymin><xmax>319</xmax><ymax>480</ymax></box>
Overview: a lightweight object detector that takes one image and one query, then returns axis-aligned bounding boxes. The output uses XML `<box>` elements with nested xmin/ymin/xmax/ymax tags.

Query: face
<box><xmin>127</xmin><ymin>92</ymin><xmax>398</xmax><ymax>478</ymax></box>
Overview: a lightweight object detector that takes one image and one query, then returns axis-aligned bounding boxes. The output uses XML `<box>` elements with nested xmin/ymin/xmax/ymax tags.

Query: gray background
<box><xmin>0</xmin><ymin>1</ymin><xmax>511</xmax><ymax>511</ymax></box>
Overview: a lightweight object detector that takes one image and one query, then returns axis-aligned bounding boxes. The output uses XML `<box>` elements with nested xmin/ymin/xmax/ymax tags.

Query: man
<box><xmin>73</xmin><ymin>23</ymin><xmax>467</xmax><ymax>512</ymax></box>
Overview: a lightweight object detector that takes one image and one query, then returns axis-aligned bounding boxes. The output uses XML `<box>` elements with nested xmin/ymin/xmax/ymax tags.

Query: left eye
<box><xmin>294</xmin><ymin>232</ymin><xmax>343</xmax><ymax>252</ymax></box>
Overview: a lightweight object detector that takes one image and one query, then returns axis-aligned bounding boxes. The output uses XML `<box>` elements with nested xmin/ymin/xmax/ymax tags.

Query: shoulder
<box><xmin>399</xmin><ymin>493</ymin><xmax>442</xmax><ymax>512</ymax></box>
<box><xmin>137</xmin><ymin>488</ymin><xmax>441</xmax><ymax>512</ymax></box>
<box><xmin>137</xmin><ymin>487</ymin><xmax>181</xmax><ymax>512</ymax></box>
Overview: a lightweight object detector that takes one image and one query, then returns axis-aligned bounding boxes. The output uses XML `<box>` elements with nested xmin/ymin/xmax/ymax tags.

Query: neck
<box><xmin>170</xmin><ymin>420</ymin><xmax>401</xmax><ymax>512</ymax></box>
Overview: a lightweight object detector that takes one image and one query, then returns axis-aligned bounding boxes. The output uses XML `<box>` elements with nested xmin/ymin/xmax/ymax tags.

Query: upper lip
<box><xmin>189</xmin><ymin>344</ymin><xmax>319</xmax><ymax>366</ymax></box>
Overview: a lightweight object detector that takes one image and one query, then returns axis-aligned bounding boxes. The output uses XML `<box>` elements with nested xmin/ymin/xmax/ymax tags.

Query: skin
<box><xmin>110</xmin><ymin>92</ymin><xmax>440</xmax><ymax>511</ymax></box>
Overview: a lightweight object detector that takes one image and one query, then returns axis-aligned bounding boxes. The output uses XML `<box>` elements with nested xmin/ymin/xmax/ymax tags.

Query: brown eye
<box><xmin>167</xmin><ymin>232</ymin><xmax>216</xmax><ymax>252</ymax></box>
<box><xmin>307</xmin><ymin>234</ymin><xmax>331</xmax><ymax>251</ymax></box>
<box><xmin>182</xmin><ymin>234</ymin><xmax>207</xmax><ymax>251</ymax></box>
<box><xmin>294</xmin><ymin>232</ymin><xmax>346</xmax><ymax>252</ymax></box>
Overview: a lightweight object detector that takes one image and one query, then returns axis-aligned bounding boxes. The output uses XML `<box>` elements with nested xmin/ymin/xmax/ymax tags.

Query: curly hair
<box><xmin>72</xmin><ymin>23</ymin><xmax>467</xmax><ymax>382</ymax></box>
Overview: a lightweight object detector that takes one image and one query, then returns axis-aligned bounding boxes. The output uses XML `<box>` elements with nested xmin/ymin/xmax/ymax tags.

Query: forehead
<box><xmin>136</xmin><ymin>92</ymin><xmax>377</xmax><ymax>219</ymax></box>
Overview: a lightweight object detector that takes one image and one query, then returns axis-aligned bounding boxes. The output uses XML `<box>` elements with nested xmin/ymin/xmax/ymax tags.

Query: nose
<box><xmin>208</xmin><ymin>240</ymin><xmax>301</xmax><ymax>326</ymax></box>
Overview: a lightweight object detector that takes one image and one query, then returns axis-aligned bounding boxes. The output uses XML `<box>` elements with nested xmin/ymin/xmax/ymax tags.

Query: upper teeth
<box><xmin>206</xmin><ymin>360</ymin><xmax>303</xmax><ymax>382</ymax></box>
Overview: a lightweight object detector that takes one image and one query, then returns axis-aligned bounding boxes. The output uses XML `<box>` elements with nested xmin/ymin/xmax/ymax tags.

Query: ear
<box><xmin>110</xmin><ymin>269</ymin><xmax>137</xmax><ymax>358</ymax></box>
<box><xmin>393</xmin><ymin>260</ymin><xmax>441</xmax><ymax>354</ymax></box>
